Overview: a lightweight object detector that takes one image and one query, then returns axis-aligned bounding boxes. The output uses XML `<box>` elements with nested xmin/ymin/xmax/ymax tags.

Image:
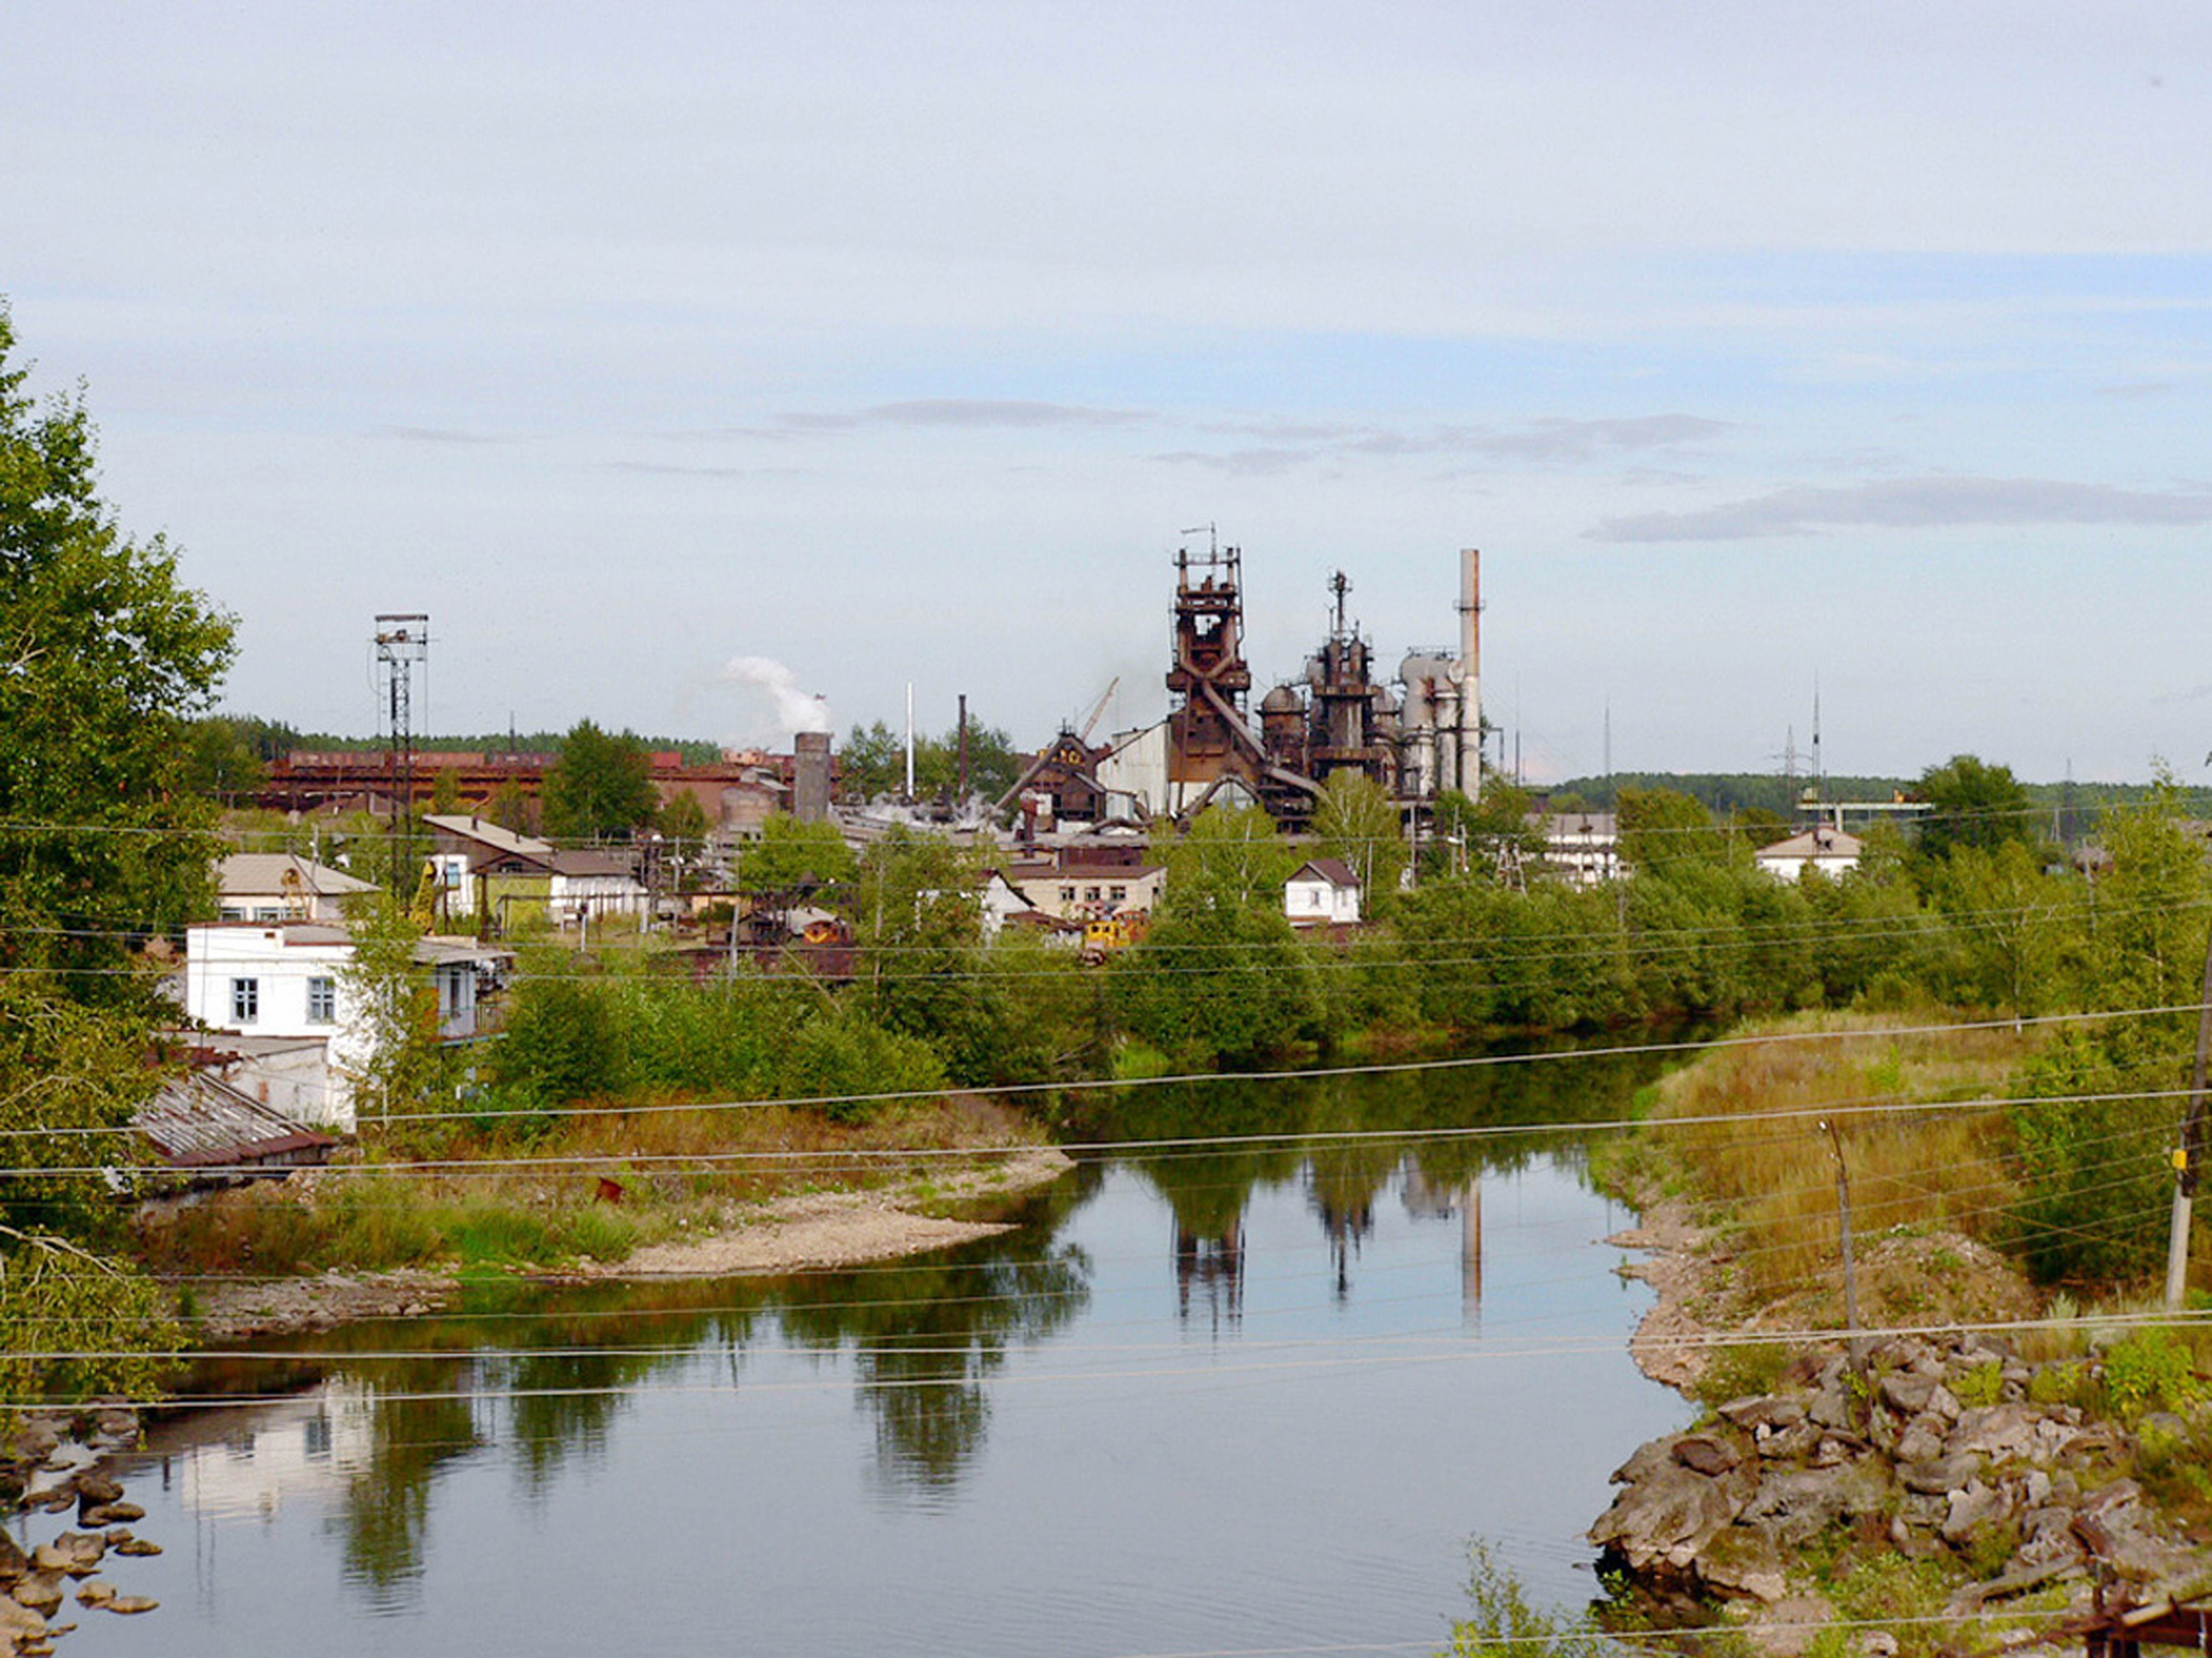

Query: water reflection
<box><xmin>143</xmin><ymin>1038</ymin><xmax>1679</xmax><ymax>1621</ymax></box>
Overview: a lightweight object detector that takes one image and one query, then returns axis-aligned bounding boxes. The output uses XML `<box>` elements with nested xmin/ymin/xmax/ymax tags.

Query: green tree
<box><xmin>837</xmin><ymin>716</ymin><xmax>1023</xmax><ymax>803</ymax></box>
<box><xmin>742</xmin><ymin>812</ymin><xmax>859</xmax><ymax>892</ymax></box>
<box><xmin>182</xmin><ymin>715</ymin><xmax>269</xmax><ymax>807</ymax></box>
<box><xmin>1159</xmin><ymin>803</ymin><xmax>1299</xmax><ymax>913</ymax></box>
<box><xmin>428</xmin><ymin>765</ymin><xmax>462</xmax><ymax>816</ymax></box>
<box><xmin>1914</xmin><ymin>753</ymin><xmax>2037</xmax><ymax>863</ymax></box>
<box><xmin>1312</xmin><ymin>771</ymin><xmax>1406</xmax><ymax>914</ymax></box>
<box><xmin>1616</xmin><ymin>785</ymin><xmax>1734</xmax><ymax>874</ymax></box>
<box><xmin>339</xmin><ymin>895</ymin><xmax>446</xmax><ymax>1126</ymax></box>
<box><xmin>0</xmin><ymin>301</ymin><xmax>225</xmax><ymax>1402</ymax></box>
<box><xmin>542</xmin><ymin>720</ymin><xmax>657</xmax><ymax>842</ymax></box>
<box><xmin>1423</xmin><ymin>783</ymin><xmax>1543</xmax><ymax>882</ymax></box>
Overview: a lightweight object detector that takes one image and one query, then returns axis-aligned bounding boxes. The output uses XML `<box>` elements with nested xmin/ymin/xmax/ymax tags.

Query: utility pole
<box><xmin>2163</xmin><ymin>920</ymin><xmax>2212</xmax><ymax>1310</ymax></box>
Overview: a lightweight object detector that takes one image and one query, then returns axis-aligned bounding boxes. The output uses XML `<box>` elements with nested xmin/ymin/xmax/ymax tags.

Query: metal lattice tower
<box><xmin>374</xmin><ymin>613</ymin><xmax>430</xmax><ymax>875</ymax></box>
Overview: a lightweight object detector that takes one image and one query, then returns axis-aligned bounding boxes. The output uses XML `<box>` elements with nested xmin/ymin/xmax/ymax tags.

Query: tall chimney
<box><xmin>792</xmin><ymin>731</ymin><xmax>831</xmax><ymax>823</ymax></box>
<box><xmin>1458</xmin><ymin>548</ymin><xmax>1482</xmax><ymax>798</ymax></box>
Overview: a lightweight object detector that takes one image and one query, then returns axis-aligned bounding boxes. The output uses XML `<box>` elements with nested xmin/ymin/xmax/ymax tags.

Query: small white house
<box><xmin>1754</xmin><ymin>826</ymin><xmax>1864</xmax><ymax>883</ymax></box>
<box><xmin>216</xmin><ymin>853</ymin><xmax>378</xmax><ymax>923</ymax></box>
<box><xmin>1285</xmin><ymin>858</ymin><xmax>1362</xmax><ymax>927</ymax></box>
<box><xmin>182</xmin><ymin>922</ymin><xmax>507</xmax><ymax>1130</ymax></box>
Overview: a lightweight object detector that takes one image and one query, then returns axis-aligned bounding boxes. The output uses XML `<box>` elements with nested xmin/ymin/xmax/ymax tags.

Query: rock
<box><xmin>0</xmin><ymin>1529</ymin><xmax>26</xmax><ymax>1585</ymax></box>
<box><xmin>1882</xmin><ymin>1371</ymin><xmax>1940</xmax><ymax>1416</ymax></box>
<box><xmin>1941</xmin><ymin>1479</ymin><xmax>2014</xmax><ymax>1545</ymax></box>
<box><xmin>92</xmin><ymin>1412</ymin><xmax>136</xmax><ymax>1443</ymax></box>
<box><xmin>1674</xmin><ymin>1436</ymin><xmax>1741</xmax><ymax>1476</ymax></box>
<box><xmin>1720</xmin><ymin>1396</ymin><xmax>1806</xmax><ymax>1432</ymax></box>
<box><xmin>11</xmin><ymin>1573</ymin><xmax>63</xmax><ymax>1615</ymax></box>
<box><xmin>1865</xmin><ymin>1633</ymin><xmax>1900</xmax><ymax>1658</ymax></box>
<box><xmin>19</xmin><ymin>1489</ymin><xmax>73</xmax><ymax>1515</ymax></box>
<box><xmin>1896</xmin><ymin>1492</ymin><xmax>1949</xmax><ymax>1531</ymax></box>
<box><xmin>102</xmin><ymin>1596</ymin><xmax>158</xmax><ymax>1615</ymax></box>
<box><xmin>1896</xmin><ymin>1415</ymin><xmax>1947</xmax><ymax>1464</ymax></box>
<box><xmin>1756</xmin><ymin>1423</ymin><xmax>1820</xmax><ymax>1461</ymax></box>
<box><xmin>1900</xmin><ymin>1453</ymin><xmax>1980</xmax><ymax>1495</ymax></box>
<box><xmin>70</xmin><ymin>1474</ymin><xmax>121</xmax><ymax>1508</ymax></box>
<box><xmin>81</xmin><ymin>1502</ymin><xmax>144</xmax><ymax>1525</ymax></box>
<box><xmin>0</xmin><ymin>1597</ymin><xmax>46</xmax><ymax>1644</ymax></box>
<box><xmin>1947</xmin><ymin>1403</ymin><xmax>2054</xmax><ymax>1464</ymax></box>
<box><xmin>1591</xmin><ymin>1458</ymin><xmax>1754</xmax><ymax>1573</ymax></box>
<box><xmin>35</xmin><ymin>1533</ymin><xmax>103</xmax><ymax>1577</ymax></box>
<box><xmin>75</xmin><ymin>1580</ymin><xmax>115</xmax><ymax>1609</ymax></box>
<box><xmin>1740</xmin><ymin>1592</ymin><xmax>1835</xmax><ymax>1658</ymax></box>
<box><xmin>13</xmin><ymin>1423</ymin><xmax>60</xmax><ymax>1463</ymax></box>
<box><xmin>1700</xmin><ymin>1526</ymin><xmax>1788</xmax><ymax>1603</ymax></box>
<box><xmin>1741</xmin><ymin>1469</ymin><xmax>1854</xmax><ymax>1547</ymax></box>
<box><xmin>1610</xmin><ymin>1439</ymin><xmax>1676</xmax><ymax>1486</ymax></box>
<box><xmin>1807</xmin><ymin>1384</ymin><xmax>1854</xmax><ymax>1431</ymax></box>
<box><xmin>111</xmin><ymin>1538</ymin><xmax>161</xmax><ymax>1558</ymax></box>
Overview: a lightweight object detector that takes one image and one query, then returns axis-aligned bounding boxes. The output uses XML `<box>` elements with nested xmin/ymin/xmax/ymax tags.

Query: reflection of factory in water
<box><xmin>1172</xmin><ymin>1159</ymin><xmax>1485</xmax><ymax>1329</ymax></box>
<box><xmin>1018</xmin><ymin>540</ymin><xmax>1485</xmax><ymax>832</ymax></box>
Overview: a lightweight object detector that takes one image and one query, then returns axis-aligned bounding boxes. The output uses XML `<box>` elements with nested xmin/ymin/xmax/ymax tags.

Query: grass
<box><xmin>137</xmin><ymin>1093</ymin><xmax>1054</xmax><ymax>1281</ymax></box>
<box><xmin>1643</xmin><ymin>1011</ymin><xmax>2034</xmax><ymax>1304</ymax></box>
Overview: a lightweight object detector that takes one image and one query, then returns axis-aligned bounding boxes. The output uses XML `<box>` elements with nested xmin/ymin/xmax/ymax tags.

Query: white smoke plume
<box><xmin>722</xmin><ymin>656</ymin><xmax>832</xmax><ymax>736</ymax></box>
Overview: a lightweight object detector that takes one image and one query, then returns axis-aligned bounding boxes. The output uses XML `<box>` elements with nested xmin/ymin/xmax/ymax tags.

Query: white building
<box><xmin>182</xmin><ymin>922</ymin><xmax>507</xmax><ymax>1130</ymax></box>
<box><xmin>1285</xmin><ymin>858</ymin><xmax>1362</xmax><ymax>927</ymax></box>
<box><xmin>1534</xmin><ymin>810</ymin><xmax>1621</xmax><ymax>888</ymax></box>
<box><xmin>216</xmin><ymin>853</ymin><xmax>378</xmax><ymax>922</ymax></box>
<box><xmin>1754</xmin><ymin>826</ymin><xmax>1864</xmax><ymax>883</ymax></box>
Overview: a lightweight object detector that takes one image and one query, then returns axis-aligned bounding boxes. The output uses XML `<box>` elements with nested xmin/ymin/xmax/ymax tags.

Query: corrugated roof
<box><xmin>424</xmin><ymin>814</ymin><xmax>556</xmax><ymax>859</ymax></box>
<box><xmin>136</xmin><ymin>1073</ymin><xmax>339</xmax><ymax>1170</ymax></box>
<box><xmin>217</xmin><ymin>852</ymin><xmax>379</xmax><ymax>900</ymax></box>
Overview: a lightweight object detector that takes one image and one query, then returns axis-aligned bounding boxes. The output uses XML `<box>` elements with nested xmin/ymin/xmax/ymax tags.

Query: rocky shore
<box><xmin>3</xmin><ymin>1409</ymin><xmax>162</xmax><ymax>1654</ymax></box>
<box><xmin>1597</xmin><ymin>1213</ymin><xmax>2212</xmax><ymax>1653</ymax></box>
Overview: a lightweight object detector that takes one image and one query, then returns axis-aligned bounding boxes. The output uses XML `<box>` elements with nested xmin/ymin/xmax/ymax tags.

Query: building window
<box><xmin>230</xmin><ymin>978</ymin><xmax>259</xmax><ymax>1023</ymax></box>
<box><xmin>1059</xmin><ymin>886</ymin><xmax>1076</xmax><ymax>903</ymax></box>
<box><xmin>1084</xmin><ymin>886</ymin><xmax>1102</xmax><ymax>902</ymax></box>
<box><xmin>307</xmin><ymin>976</ymin><xmax>336</xmax><ymax>1024</ymax></box>
<box><xmin>1108</xmin><ymin>885</ymin><xmax>1128</xmax><ymax>902</ymax></box>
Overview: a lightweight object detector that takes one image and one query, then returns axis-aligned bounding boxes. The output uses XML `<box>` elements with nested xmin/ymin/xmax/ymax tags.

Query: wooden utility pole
<box><xmin>2161</xmin><ymin>921</ymin><xmax>2212</xmax><ymax>1310</ymax></box>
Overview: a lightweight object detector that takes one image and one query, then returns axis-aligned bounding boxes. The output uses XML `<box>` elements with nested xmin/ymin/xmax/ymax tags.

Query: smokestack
<box><xmin>793</xmin><ymin>731</ymin><xmax>831</xmax><ymax>823</ymax></box>
<box><xmin>1459</xmin><ymin>548</ymin><xmax>1482</xmax><ymax>798</ymax></box>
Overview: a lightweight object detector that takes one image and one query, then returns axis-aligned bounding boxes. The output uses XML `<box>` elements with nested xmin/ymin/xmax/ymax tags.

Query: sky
<box><xmin>6</xmin><ymin>1</ymin><xmax>2209</xmax><ymax>784</ymax></box>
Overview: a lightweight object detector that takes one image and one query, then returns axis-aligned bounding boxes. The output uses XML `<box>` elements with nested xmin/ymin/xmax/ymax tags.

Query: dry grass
<box><xmin>138</xmin><ymin>1093</ymin><xmax>1052</xmax><ymax>1278</ymax></box>
<box><xmin>1652</xmin><ymin>1011</ymin><xmax>2038</xmax><ymax>1302</ymax></box>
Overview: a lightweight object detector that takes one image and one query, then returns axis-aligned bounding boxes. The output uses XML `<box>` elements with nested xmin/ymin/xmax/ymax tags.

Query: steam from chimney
<box><xmin>722</xmin><ymin>656</ymin><xmax>832</xmax><ymax>736</ymax></box>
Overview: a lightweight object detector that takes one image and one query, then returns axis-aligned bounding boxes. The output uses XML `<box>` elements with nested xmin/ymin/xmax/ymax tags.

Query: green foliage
<box><xmin>1423</xmin><ymin>781</ymin><xmax>1544</xmax><ymax>880</ymax></box>
<box><xmin>1694</xmin><ymin>1340</ymin><xmax>1793</xmax><ymax>1408</ymax></box>
<box><xmin>0</xmin><ymin>1233</ymin><xmax>177</xmax><ymax>1414</ymax></box>
<box><xmin>1445</xmin><ymin>1541</ymin><xmax>1613</xmax><ymax>1658</ymax></box>
<box><xmin>340</xmin><ymin>895</ymin><xmax>447</xmax><ymax>1125</ymax></box>
<box><xmin>1312</xmin><ymin>770</ymin><xmax>1407</xmax><ymax>915</ymax></box>
<box><xmin>2102</xmin><ymin>1327</ymin><xmax>2204</xmax><ymax>1421</ymax></box>
<box><xmin>741</xmin><ymin>811</ymin><xmax>858</xmax><ymax>891</ymax></box>
<box><xmin>779</xmin><ymin>1004</ymin><xmax>947</xmax><ymax>1122</ymax></box>
<box><xmin>1914</xmin><ymin>753</ymin><xmax>2037</xmax><ymax>864</ymax></box>
<box><xmin>542</xmin><ymin>719</ymin><xmax>657</xmax><ymax>841</ymax></box>
<box><xmin>0</xmin><ymin>301</ymin><xmax>231</xmax><ymax>1405</ymax></box>
<box><xmin>1952</xmin><ymin>1360</ymin><xmax>2004</xmax><ymax>1408</ymax></box>
<box><xmin>1617</xmin><ymin>785</ymin><xmax>1735</xmax><ymax>873</ymax></box>
<box><xmin>0</xmin><ymin>302</ymin><xmax>235</xmax><ymax>1002</ymax></box>
<box><xmin>838</xmin><ymin>716</ymin><xmax>1021</xmax><ymax>803</ymax></box>
<box><xmin>1159</xmin><ymin>803</ymin><xmax>1299</xmax><ymax>913</ymax></box>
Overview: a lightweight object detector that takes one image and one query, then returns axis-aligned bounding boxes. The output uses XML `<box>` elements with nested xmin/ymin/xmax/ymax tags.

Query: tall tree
<box><xmin>541</xmin><ymin>720</ymin><xmax>657</xmax><ymax>841</ymax></box>
<box><xmin>1914</xmin><ymin>753</ymin><xmax>2037</xmax><ymax>863</ymax></box>
<box><xmin>1312</xmin><ymin>771</ymin><xmax>1407</xmax><ymax>912</ymax></box>
<box><xmin>0</xmin><ymin>301</ymin><xmax>221</xmax><ymax>1399</ymax></box>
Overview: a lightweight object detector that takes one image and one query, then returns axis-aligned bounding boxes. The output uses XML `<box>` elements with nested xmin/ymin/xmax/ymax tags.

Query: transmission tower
<box><xmin>374</xmin><ymin>614</ymin><xmax>430</xmax><ymax>887</ymax></box>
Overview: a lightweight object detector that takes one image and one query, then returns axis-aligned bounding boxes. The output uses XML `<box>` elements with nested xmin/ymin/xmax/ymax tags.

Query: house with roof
<box><xmin>1532</xmin><ymin>809</ymin><xmax>1621</xmax><ymax>888</ymax></box>
<box><xmin>422</xmin><ymin>814</ymin><xmax>648</xmax><ymax>930</ymax></box>
<box><xmin>1754</xmin><ymin>826</ymin><xmax>1864</xmax><ymax>883</ymax></box>
<box><xmin>1285</xmin><ymin>858</ymin><xmax>1362</xmax><ymax>927</ymax></box>
<box><xmin>1003</xmin><ymin>858</ymin><xmax>1166</xmax><ymax>923</ymax></box>
<box><xmin>181</xmin><ymin>920</ymin><xmax>509</xmax><ymax>1129</ymax></box>
<box><xmin>216</xmin><ymin>852</ymin><xmax>378</xmax><ymax>922</ymax></box>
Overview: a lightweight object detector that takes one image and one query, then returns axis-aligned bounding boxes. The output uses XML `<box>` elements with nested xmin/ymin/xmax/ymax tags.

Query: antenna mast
<box><xmin>374</xmin><ymin>613</ymin><xmax>430</xmax><ymax>885</ymax></box>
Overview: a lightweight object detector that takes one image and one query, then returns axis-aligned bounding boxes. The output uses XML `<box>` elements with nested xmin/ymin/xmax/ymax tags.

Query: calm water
<box><xmin>42</xmin><ymin>1054</ymin><xmax>1689</xmax><ymax>1657</ymax></box>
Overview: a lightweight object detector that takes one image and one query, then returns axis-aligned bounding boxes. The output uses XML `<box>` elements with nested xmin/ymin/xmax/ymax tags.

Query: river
<box><xmin>57</xmin><ymin>1048</ymin><xmax>1691</xmax><ymax>1656</ymax></box>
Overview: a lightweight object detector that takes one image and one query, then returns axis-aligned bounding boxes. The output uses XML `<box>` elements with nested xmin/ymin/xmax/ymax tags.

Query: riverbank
<box><xmin>1594</xmin><ymin>1013</ymin><xmax>2212</xmax><ymax>1655</ymax></box>
<box><xmin>182</xmin><ymin>1144</ymin><xmax>1076</xmax><ymax>1341</ymax></box>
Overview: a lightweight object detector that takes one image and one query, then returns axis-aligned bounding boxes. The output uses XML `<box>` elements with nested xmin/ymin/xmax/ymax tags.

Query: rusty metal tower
<box><xmin>374</xmin><ymin>613</ymin><xmax>429</xmax><ymax>876</ymax></box>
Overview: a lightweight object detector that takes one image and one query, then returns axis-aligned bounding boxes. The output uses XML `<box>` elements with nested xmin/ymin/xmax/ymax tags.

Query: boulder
<box><xmin>74</xmin><ymin>1581</ymin><xmax>114</xmax><ymax>1609</ymax></box>
<box><xmin>70</xmin><ymin>1475</ymin><xmax>121</xmax><ymax>1508</ymax></box>
<box><xmin>102</xmin><ymin>1596</ymin><xmax>158</xmax><ymax>1615</ymax></box>
<box><xmin>1895</xmin><ymin>1416</ymin><xmax>1947</xmax><ymax>1465</ymax></box>
<box><xmin>0</xmin><ymin>1529</ymin><xmax>26</xmax><ymax>1585</ymax></box>
<box><xmin>0</xmin><ymin>1597</ymin><xmax>47</xmax><ymax>1645</ymax></box>
<box><xmin>1720</xmin><ymin>1396</ymin><xmax>1806</xmax><ymax>1433</ymax></box>
<box><xmin>1807</xmin><ymin>1384</ymin><xmax>1854</xmax><ymax>1431</ymax></box>
<box><xmin>1900</xmin><ymin>1454</ymin><xmax>1980</xmax><ymax>1495</ymax></box>
<box><xmin>11</xmin><ymin>1574</ymin><xmax>63</xmax><ymax>1615</ymax></box>
<box><xmin>1673</xmin><ymin>1436</ymin><xmax>1742</xmax><ymax>1477</ymax></box>
<box><xmin>81</xmin><ymin>1502</ymin><xmax>143</xmax><ymax>1526</ymax></box>
<box><xmin>1755</xmin><ymin>1423</ymin><xmax>1820</xmax><ymax>1462</ymax></box>
<box><xmin>1881</xmin><ymin>1371</ymin><xmax>1940</xmax><ymax>1416</ymax></box>
<box><xmin>1591</xmin><ymin>1458</ymin><xmax>1754</xmax><ymax>1573</ymax></box>
<box><xmin>1699</xmin><ymin>1526</ymin><xmax>1789</xmax><ymax>1603</ymax></box>
<box><xmin>1941</xmin><ymin>1479</ymin><xmax>2014</xmax><ymax>1545</ymax></box>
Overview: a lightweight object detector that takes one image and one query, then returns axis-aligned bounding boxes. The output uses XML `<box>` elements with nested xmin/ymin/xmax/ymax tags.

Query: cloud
<box><xmin>1155</xmin><ymin>413</ymin><xmax>1729</xmax><ymax>474</ymax></box>
<box><xmin>1589</xmin><ymin>476</ymin><xmax>2212</xmax><ymax>543</ymax></box>
<box><xmin>370</xmin><ymin>425</ymin><xmax>510</xmax><ymax>445</ymax></box>
<box><xmin>777</xmin><ymin>399</ymin><xmax>1150</xmax><ymax>433</ymax></box>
